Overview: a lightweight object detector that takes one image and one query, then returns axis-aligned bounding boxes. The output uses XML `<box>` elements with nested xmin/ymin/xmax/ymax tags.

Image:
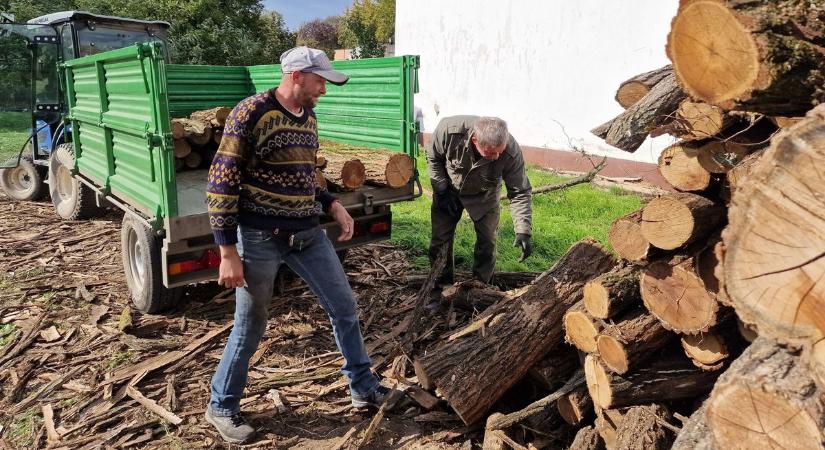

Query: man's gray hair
<box><xmin>472</xmin><ymin>117</ymin><xmax>509</xmax><ymax>148</ymax></box>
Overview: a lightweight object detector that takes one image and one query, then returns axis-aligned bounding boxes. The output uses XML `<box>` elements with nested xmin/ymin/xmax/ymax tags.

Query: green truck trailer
<box><xmin>0</xmin><ymin>11</ymin><xmax>421</xmax><ymax>313</ymax></box>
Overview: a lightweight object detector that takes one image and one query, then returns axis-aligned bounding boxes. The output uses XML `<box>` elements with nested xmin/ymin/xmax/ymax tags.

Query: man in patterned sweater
<box><xmin>205</xmin><ymin>46</ymin><xmax>392</xmax><ymax>444</ymax></box>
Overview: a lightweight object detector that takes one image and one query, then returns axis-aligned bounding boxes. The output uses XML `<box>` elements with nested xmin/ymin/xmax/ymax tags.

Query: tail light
<box><xmin>369</xmin><ymin>221</ymin><xmax>390</xmax><ymax>234</ymax></box>
<box><xmin>169</xmin><ymin>248</ymin><xmax>221</xmax><ymax>276</ymax></box>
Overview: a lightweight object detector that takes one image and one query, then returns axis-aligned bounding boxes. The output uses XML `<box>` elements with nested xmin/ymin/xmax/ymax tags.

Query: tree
<box><xmin>297</xmin><ymin>16</ymin><xmax>340</xmax><ymax>58</ymax></box>
<box><xmin>338</xmin><ymin>0</ymin><xmax>395</xmax><ymax>59</ymax></box>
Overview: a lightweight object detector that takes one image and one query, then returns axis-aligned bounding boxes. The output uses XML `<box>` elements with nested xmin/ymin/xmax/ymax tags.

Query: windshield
<box><xmin>76</xmin><ymin>25</ymin><xmax>164</xmax><ymax>56</ymax></box>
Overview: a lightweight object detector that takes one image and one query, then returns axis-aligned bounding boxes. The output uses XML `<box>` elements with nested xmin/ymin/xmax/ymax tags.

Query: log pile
<box><xmin>170</xmin><ymin>107</ymin><xmax>230</xmax><ymax>172</ymax></box>
<box><xmin>405</xmin><ymin>2</ymin><xmax>825</xmax><ymax>448</ymax></box>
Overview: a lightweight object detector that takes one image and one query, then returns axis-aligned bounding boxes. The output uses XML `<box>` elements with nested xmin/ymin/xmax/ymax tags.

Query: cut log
<box><xmin>585</xmin><ymin>353</ymin><xmax>721</xmax><ymax>409</ymax></box>
<box><xmin>608</xmin><ymin>210</ymin><xmax>659</xmax><ymax>263</ymax></box>
<box><xmin>173</xmin><ymin>139</ymin><xmax>192</xmax><ymax>159</ymax></box>
<box><xmin>595</xmin><ymin>407</ymin><xmax>627</xmax><ymax>450</ymax></box>
<box><xmin>171</xmin><ymin>120</ymin><xmax>185</xmax><ymax>139</ymax></box>
<box><xmin>640</xmin><ymin>193</ymin><xmax>723</xmax><ymax>250</ymax></box>
<box><xmin>614</xmin><ymin>65</ymin><xmax>673</xmax><ymax>109</ymax></box>
<box><xmin>527</xmin><ymin>347</ymin><xmax>580</xmax><ymax>391</ymax></box>
<box><xmin>724</xmin><ymin>147</ymin><xmax>764</xmax><ymax>202</ymax></box>
<box><xmin>674</xmin><ymin>100</ymin><xmax>733</xmax><ymax>141</ymax></box>
<box><xmin>680</xmin><ymin>332</ymin><xmax>728</xmax><ymax>371</ymax></box>
<box><xmin>657</xmin><ymin>142</ymin><xmax>712</xmax><ymax>192</ymax></box>
<box><xmin>570</xmin><ymin>425</ymin><xmax>606</xmax><ymax>450</ymax></box>
<box><xmin>482</xmin><ymin>413</ymin><xmax>507</xmax><ymax>450</ymax></box>
<box><xmin>319</xmin><ymin>142</ymin><xmax>414</xmax><ymax>188</ymax></box>
<box><xmin>696</xmin><ymin>140</ymin><xmax>750</xmax><ymax>175</ymax></box>
<box><xmin>440</xmin><ymin>280</ymin><xmax>508</xmax><ymax>312</ymax></box>
<box><xmin>723</xmin><ymin>106</ymin><xmax>825</xmax><ymax>345</ymax></box>
<box><xmin>706</xmin><ymin>338</ymin><xmax>825</xmax><ymax>449</ymax></box>
<box><xmin>614</xmin><ymin>404</ymin><xmax>674</xmax><ymax>450</ymax></box>
<box><xmin>640</xmin><ymin>257</ymin><xmax>720</xmax><ymax>334</ymax></box>
<box><xmin>173</xmin><ymin>118</ymin><xmax>212</xmax><ymax>146</ymax></box>
<box><xmin>584</xmin><ymin>264</ymin><xmax>640</xmax><ymax>319</ymax></box>
<box><xmin>592</xmin><ymin>72</ymin><xmax>686</xmax><ymax>153</ymax></box>
<box><xmin>666</xmin><ymin>0</ymin><xmax>825</xmax><ymax>116</ymax></box>
<box><xmin>670</xmin><ymin>404</ymin><xmax>715</xmax><ymax>450</ymax></box>
<box><xmin>557</xmin><ymin>385</ymin><xmax>593</xmax><ymax>425</ymax></box>
<box><xmin>770</xmin><ymin>116</ymin><xmax>804</xmax><ymax>129</ymax></box>
<box><xmin>184</xmin><ymin>151</ymin><xmax>202</xmax><ymax>169</ymax></box>
<box><xmin>190</xmin><ymin>107</ymin><xmax>231</xmax><ymax>127</ymax></box>
<box><xmin>694</xmin><ymin>235</ymin><xmax>722</xmax><ymax>300</ymax></box>
<box><xmin>736</xmin><ymin>318</ymin><xmax>758</xmax><ymax>343</ymax></box>
<box><xmin>564</xmin><ymin>306</ymin><xmax>605</xmax><ymax>354</ymax></box>
<box><xmin>417</xmin><ymin>238</ymin><xmax>616</xmax><ymax>425</ymax></box>
<box><xmin>318</xmin><ymin>152</ymin><xmax>366</xmax><ymax>191</ymax></box>
<box><xmin>596</xmin><ymin>308</ymin><xmax>674</xmax><ymax>374</ymax></box>
<box><xmin>315</xmin><ymin>168</ymin><xmax>327</xmax><ymax>191</ymax></box>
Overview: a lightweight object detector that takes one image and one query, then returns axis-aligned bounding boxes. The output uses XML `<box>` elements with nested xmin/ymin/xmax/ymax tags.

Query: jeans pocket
<box><xmin>241</xmin><ymin>228</ymin><xmax>271</xmax><ymax>244</ymax></box>
<box><xmin>289</xmin><ymin>227</ymin><xmax>321</xmax><ymax>251</ymax></box>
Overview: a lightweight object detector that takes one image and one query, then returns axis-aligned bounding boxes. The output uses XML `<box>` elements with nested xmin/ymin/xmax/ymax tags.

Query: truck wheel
<box><xmin>0</xmin><ymin>156</ymin><xmax>47</xmax><ymax>201</ymax></box>
<box><xmin>121</xmin><ymin>214</ymin><xmax>182</xmax><ymax>313</ymax></box>
<box><xmin>49</xmin><ymin>143</ymin><xmax>101</xmax><ymax>220</ymax></box>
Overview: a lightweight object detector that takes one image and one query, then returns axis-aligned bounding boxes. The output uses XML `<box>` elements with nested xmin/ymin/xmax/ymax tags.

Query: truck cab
<box><xmin>0</xmin><ymin>11</ymin><xmax>169</xmax><ymax>197</ymax></box>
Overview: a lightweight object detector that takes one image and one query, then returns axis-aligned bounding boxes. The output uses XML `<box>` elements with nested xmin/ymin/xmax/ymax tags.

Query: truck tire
<box><xmin>49</xmin><ymin>143</ymin><xmax>101</xmax><ymax>220</ymax></box>
<box><xmin>0</xmin><ymin>156</ymin><xmax>47</xmax><ymax>201</ymax></box>
<box><xmin>121</xmin><ymin>214</ymin><xmax>182</xmax><ymax>313</ymax></box>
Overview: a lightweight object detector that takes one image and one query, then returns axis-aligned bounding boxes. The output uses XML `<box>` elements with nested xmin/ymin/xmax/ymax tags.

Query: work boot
<box><xmin>205</xmin><ymin>408</ymin><xmax>255</xmax><ymax>444</ymax></box>
<box><xmin>351</xmin><ymin>384</ymin><xmax>402</xmax><ymax>410</ymax></box>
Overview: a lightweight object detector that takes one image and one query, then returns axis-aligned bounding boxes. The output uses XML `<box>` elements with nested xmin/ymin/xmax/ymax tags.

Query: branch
<box><xmin>501</xmin><ymin>156</ymin><xmax>607</xmax><ymax>201</ymax></box>
<box><xmin>487</xmin><ymin>370</ymin><xmax>585</xmax><ymax>431</ymax></box>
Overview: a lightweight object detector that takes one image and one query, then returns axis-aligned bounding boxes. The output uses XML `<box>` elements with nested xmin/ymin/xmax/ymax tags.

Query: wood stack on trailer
<box><xmin>402</xmin><ymin>1</ymin><xmax>825</xmax><ymax>448</ymax></box>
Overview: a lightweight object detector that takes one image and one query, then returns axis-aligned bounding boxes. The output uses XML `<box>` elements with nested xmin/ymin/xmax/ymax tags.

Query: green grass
<box><xmin>0</xmin><ymin>323</ymin><xmax>18</xmax><ymax>349</ymax></box>
<box><xmin>390</xmin><ymin>155</ymin><xmax>642</xmax><ymax>272</ymax></box>
<box><xmin>0</xmin><ymin>111</ymin><xmax>34</xmax><ymax>162</ymax></box>
<box><xmin>8</xmin><ymin>408</ymin><xmax>42</xmax><ymax>449</ymax></box>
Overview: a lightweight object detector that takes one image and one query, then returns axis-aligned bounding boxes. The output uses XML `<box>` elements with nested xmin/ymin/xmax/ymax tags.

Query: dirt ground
<box><xmin>0</xmin><ymin>193</ymin><xmax>488</xmax><ymax>449</ymax></box>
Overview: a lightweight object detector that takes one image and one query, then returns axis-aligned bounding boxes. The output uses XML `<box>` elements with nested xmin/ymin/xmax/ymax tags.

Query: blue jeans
<box><xmin>209</xmin><ymin>225</ymin><xmax>379</xmax><ymax>416</ymax></box>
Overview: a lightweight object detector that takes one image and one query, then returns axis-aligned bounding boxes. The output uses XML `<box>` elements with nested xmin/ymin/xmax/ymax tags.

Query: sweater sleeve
<box><xmin>207</xmin><ymin>103</ymin><xmax>253</xmax><ymax>246</ymax></box>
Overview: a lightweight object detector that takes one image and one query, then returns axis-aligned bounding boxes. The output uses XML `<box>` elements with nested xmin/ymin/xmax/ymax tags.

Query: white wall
<box><xmin>396</xmin><ymin>0</ymin><xmax>680</xmax><ymax>163</ymax></box>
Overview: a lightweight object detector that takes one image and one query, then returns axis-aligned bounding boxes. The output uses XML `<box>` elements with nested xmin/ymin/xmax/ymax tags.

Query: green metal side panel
<box><xmin>246</xmin><ymin>56</ymin><xmax>420</xmax><ymax>157</ymax></box>
<box><xmin>165</xmin><ymin>64</ymin><xmax>251</xmax><ymax>118</ymax></box>
<box><xmin>63</xmin><ymin>43</ymin><xmax>176</xmax><ymax>221</ymax></box>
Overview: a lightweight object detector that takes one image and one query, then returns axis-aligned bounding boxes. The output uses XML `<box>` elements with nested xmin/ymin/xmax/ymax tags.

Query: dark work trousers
<box><xmin>429</xmin><ymin>201</ymin><xmax>500</xmax><ymax>285</ymax></box>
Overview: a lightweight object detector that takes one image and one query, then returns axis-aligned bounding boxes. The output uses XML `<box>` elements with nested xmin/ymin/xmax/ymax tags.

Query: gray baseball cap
<box><xmin>280</xmin><ymin>46</ymin><xmax>349</xmax><ymax>86</ymax></box>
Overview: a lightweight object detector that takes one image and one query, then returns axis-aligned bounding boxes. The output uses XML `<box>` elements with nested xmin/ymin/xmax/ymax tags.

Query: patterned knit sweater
<box><xmin>207</xmin><ymin>89</ymin><xmax>335</xmax><ymax>246</ymax></box>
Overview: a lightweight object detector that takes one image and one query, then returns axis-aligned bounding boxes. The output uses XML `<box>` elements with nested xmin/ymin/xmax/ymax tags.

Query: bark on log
<box><xmin>585</xmin><ymin>353</ymin><xmax>721</xmax><ymax>409</ymax></box>
<box><xmin>557</xmin><ymin>385</ymin><xmax>593</xmax><ymax>425</ymax></box>
<box><xmin>564</xmin><ymin>306</ymin><xmax>605</xmax><ymax>354</ymax></box>
<box><xmin>595</xmin><ymin>407</ymin><xmax>627</xmax><ymax>450</ymax></box>
<box><xmin>614</xmin><ymin>404</ymin><xmax>675</xmax><ymax>450</ymax></box>
<box><xmin>190</xmin><ymin>107</ymin><xmax>231</xmax><ymax>127</ymax></box>
<box><xmin>641</xmin><ymin>257</ymin><xmax>720</xmax><ymax>334</ymax></box>
<box><xmin>318</xmin><ymin>152</ymin><xmax>366</xmax><ymax>191</ymax></box>
<box><xmin>319</xmin><ymin>144</ymin><xmax>414</xmax><ymax>188</ymax></box>
<box><xmin>440</xmin><ymin>280</ymin><xmax>508</xmax><ymax>312</ymax></box>
<box><xmin>670</xmin><ymin>404</ymin><xmax>715</xmax><ymax>450</ymax></box>
<box><xmin>527</xmin><ymin>347</ymin><xmax>580</xmax><ymax>390</ymax></box>
<box><xmin>657</xmin><ymin>142</ymin><xmax>712</xmax><ymax>192</ymax></box>
<box><xmin>615</xmin><ymin>65</ymin><xmax>673</xmax><ymax>109</ymax></box>
<box><xmin>171</xmin><ymin>120</ymin><xmax>185</xmax><ymax>139</ymax></box>
<box><xmin>608</xmin><ymin>210</ymin><xmax>659</xmax><ymax>263</ymax></box>
<box><xmin>596</xmin><ymin>308</ymin><xmax>674</xmax><ymax>374</ymax></box>
<box><xmin>722</xmin><ymin>105</ymin><xmax>825</xmax><ymax>345</ymax></box>
<box><xmin>417</xmin><ymin>238</ymin><xmax>616</xmax><ymax>425</ymax></box>
<box><xmin>640</xmin><ymin>193</ymin><xmax>724</xmax><ymax>250</ymax></box>
<box><xmin>584</xmin><ymin>264</ymin><xmax>640</xmax><ymax>319</ymax></box>
<box><xmin>173</xmin><ymin>139</ymin><xmax>192</xmax><ymax>159</ymax></box>
<box><xmin>804</xmin><ymin>339</ymin><xmax>825</xmax><ymax>392</ymax></box>
<box><xmin>724</xmin><ymin>147</ymin><xmax>764</xmax><ymax>202</ymax></box>
<box><xmin>674</xmin><ymin>100</ymin><xmax>734</xmax><ymax>141</ymax></box>
<box><xmin>592</xmin><ymin>72</ymin><xmax>686</xmax><ymax>153</ymax></box>
<box><xmin>706</xmin><ymin>338</ymin><xmax>825</xmax><ymax>449</ymax></box>
<box><xmin>666</xmin><ymin>0</ymin><xmax>825</xmax><ymax>116</ymax></box>
<box><xmin>570</xmin><ymin>426</ymin><xmax>606</xmax><ymax>450</ymax></box>
<box><xmin>173</xmin><ymin>118</ymin><xmax>212</xmax><ymax>146</ymax></box>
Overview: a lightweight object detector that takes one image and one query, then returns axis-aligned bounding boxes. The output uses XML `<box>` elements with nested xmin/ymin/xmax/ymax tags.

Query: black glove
<box><xmin>514</xmin><ymin>233</ymin><xmax>532</xmax><ymax>262</ymax></box>
<box><xmin>433</xmin><ymin>187</ymin><xmax>463</xmax><ymax>218</ymax></box>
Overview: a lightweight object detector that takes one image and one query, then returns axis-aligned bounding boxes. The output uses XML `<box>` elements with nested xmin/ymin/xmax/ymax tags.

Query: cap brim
<box><xmin>312</xmin><ymin>69</ymin><xmax>349</xmax><ymax>86</ymax></box>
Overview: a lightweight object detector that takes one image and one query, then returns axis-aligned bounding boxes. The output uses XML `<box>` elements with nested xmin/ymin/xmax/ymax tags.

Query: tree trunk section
<box><xmin>318</xmin><ymin>152</ymin><xmax>366</xmax><ymax>191</ymax></box>
<box><xmin>671</xmin><ymin>404</ymin><xmax>715</xmax><ymax>450</ymax></box>
<box><xmin>596</xmin><ymin>307</ymin><xmax>674</xmax><ymax>374</ymax></box>
<box><xmin>614</xmin><ymin>404</ymin><xmax>675</xmax><ymax>450</ymax></box>
<box><xmin>190</xmin><ymin>107</ymin><xmax>231</xmax><ymax>127</ymax></box>
<box><xmin>674</xmin><ymin>100</ymin><xmax>734</xmax><ymax>141</ymax></box>
<box><xmin>608</xmin><ymin>210</ymin><xmax>659</xmax><ymax>263</ymax></box>
<box><xmin>584</xmin><ymin>264</ymin><xmax>640</xmax><ymax>319</ymax></box>
<box><xmin>570</xmin><ymin>425</ymin><xmax>606</xmax><ymax>450</ymax></box>
<box><xmin>417</xmin><ymin>238</ymin><xmax>616</xmax><ymax>425</ymax></box>
<box><xmin>723</xmin><ymin>106</ymin><xmax>825</xmax><ymax>345</ymax></box>
<box><xmin>564</xmin><ymin>306</ymin><xmax>605</xmax><ymax>354</ymax></box>
<box><xmin>641</xmin><ymin>257</ymin><xmax>720</xmax><ymax>334</ymax></box>
<box><xmin>592</xmin><ymin>72</ymin><xmax>686</xmax><ymax>153</ymax></box>
<box><xmin>173</xmin><ymin>139</ymin><xmax>192</xmax><ymax>159</ymax></box>
<box><xmin>657</xmin><ymin>142</ymin><xmax>712</xmax><ymax>192</ymax></box>
<box><xmin>680</xmin><ymin>318</ymin><xmax>747</xmax><ymax>371</ymax></box>
<box><xmin>585</xmin><ymin>353</ymin><xmax>721</xmax><ymax>409</ymax></box>
<box><xmin>440</xmin><ymin>280</ymin><xmax>508</xmax><ymax>312</ymax></box>
<box><xmin>666</xmin><ymin>0</ymin><xmax>825</xmax><ymax>116</ymax></box>
<box><xmin>706</xmin><ymin>338</ymin><xmax>825</xmax><ymax>450</ymax></box>
<box><xmin>557</xmin><ymin>385</ymin><xmax>593</xmax><ymax>425</ymax></box>
<box><xmin>319</xmin><ymin>143</ymin><xmax>414</xmax><ymax>188</ymax></box>
<box><xmin>641</xmin><ymin>193</ymin><xmax>723</xmax><ymax>250</ymax></box>
<box><xmin>527</xmin><ymin>347</ymin><xmax>580</xmax><ymax>391</ymax></box>
<box><xmin>614</xmin><ymin>65</ymin><xmax>673</xmax><ymax>109</ymax></box>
